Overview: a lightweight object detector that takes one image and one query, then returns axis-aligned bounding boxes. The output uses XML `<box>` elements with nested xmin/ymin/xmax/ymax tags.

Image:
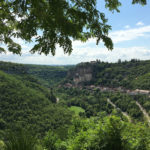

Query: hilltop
<box><xmin>64</xmin><ymin>59</ymin><xmax>150</xmax><ymax>90</ymax></box>
<box><xmin>0</xmin><ymin>61</ymin><xmax>73</xmax><ymax>87</ymax></box>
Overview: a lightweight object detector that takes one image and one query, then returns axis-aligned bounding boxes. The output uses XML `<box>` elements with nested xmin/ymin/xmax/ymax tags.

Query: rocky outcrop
<box><xmin>73</xmin><ymin>68</ymin><xmax>92</xmax><ymax>85</ymax></box>
<box><xmin>67</xmin><ymin>62</ymin><xmax>94</xmax><ymax>85</ymax></box>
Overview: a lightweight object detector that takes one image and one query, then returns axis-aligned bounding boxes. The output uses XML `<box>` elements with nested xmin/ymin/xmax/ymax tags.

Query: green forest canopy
<box><xmin>1</xmin><ymin>60</ymin><xmax>150</xmax><ymax>149</ymax></box>
<box><xmin>0</xmin><ymin>0</ymin><xmax>147</xmax><ymax>55</ymax></box>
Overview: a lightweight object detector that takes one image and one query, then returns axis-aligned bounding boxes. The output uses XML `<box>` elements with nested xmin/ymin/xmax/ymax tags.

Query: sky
<box><xmin>1</xmin><ymin>0</ymin><xmax>150</xmax><ymax>65</ymax></box>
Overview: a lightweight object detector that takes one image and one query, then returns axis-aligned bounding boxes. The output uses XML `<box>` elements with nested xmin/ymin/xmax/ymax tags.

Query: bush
<box><xmin>5</xmin><ymin>129</ymin><xmax>37</xmax><ymax>150</ymax></box>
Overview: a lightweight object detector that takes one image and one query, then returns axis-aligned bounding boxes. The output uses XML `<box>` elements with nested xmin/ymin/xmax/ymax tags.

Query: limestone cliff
<box><xmin>67</xmin><ymin>62</ymin><xmax>94</xmax><ymax>85</ymax></box>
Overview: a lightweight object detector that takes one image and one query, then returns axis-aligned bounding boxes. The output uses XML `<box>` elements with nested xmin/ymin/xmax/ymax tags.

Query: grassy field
<box><xmin>69</xmin><ymin>106</ymin><xmax>85</xmax><ymax>115</ymax></box>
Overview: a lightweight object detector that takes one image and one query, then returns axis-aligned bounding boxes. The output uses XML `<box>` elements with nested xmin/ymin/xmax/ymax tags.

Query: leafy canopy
<box><xmin>0</xmin><ymin>0</ymin><xmax>147</xmax><ymax>55</ymax></box>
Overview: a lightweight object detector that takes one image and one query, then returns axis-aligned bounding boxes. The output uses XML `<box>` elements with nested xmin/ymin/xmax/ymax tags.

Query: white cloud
<box><xmin>1</xmin><ymin>25</ymin><xmax>150</xmax><ymax>65</ymax></box>
<box><xmin>73</xmin><ymin>25</ymin><xmax>150</xmax><ymax>46</ymax></box>
<box><xmin>136</xmin><ymin>21</ymin><xmax>144</xmax><ymax>26</ymax></box>
<box><xmin>124</xmin><ymin>25</ymin><xmax>130</xmax><ymax>29</ymax></box>
<box><xmin>110</xmin><ymin>25</ymin><xmax>150</xmax><ymax>43</ymax></box>
<box><xmin>1</xmin><ymin>45</ymin><xmax>150</xmax><ymax>65</ymax></box>
<box><xmin>71</xmin><ymin>46</ymin><xmax>150</xmax><ymax>63</ymax></box>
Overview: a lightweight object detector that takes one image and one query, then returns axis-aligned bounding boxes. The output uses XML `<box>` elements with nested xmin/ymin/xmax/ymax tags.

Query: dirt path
<box><xmin>107</xmin><ymin>98</ymin><xmax>131</xmax><ymax>122</ymax></box>
<box><xmin>136</xmin><ymin>101</ymin><xmax>150</xmax><ymax>123</ymax></box>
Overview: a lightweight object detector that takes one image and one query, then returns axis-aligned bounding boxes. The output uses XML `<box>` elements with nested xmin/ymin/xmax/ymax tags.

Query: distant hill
<box><xmin>0</xmin><ymin>61</ymin><xmax>74</xmax><ymax>87</ymax></box>
<box><xmin>65</xmin><ymin>59</ymin><xmax>150</xmax><ymax>90</ymax></box>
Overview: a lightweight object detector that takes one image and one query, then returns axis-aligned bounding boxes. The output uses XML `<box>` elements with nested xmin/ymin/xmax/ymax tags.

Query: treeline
<box><xmin>0</xmin><ymin>61</ymin><xmax>73</xmax><ymax>87</ymax></box>
<box><xmin>66</xmin><ymin>59</ymin><xmax>150</xmax><ymax>90</ymax></box>
<box><xmin>1</xmin><ymin>59</ymin><xmax>150</xmax><ymax>90</ymax></box>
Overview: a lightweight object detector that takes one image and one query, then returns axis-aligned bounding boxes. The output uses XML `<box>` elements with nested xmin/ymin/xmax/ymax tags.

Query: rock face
<box><xmin>73</xmin><ymin>69</ymin><xmax>92</xmax><ymax>85</ymax></box>
<box><xmin>67</xmin><ymin>63</ymin><xmax>93</xmax><ymax>85</ymax></box>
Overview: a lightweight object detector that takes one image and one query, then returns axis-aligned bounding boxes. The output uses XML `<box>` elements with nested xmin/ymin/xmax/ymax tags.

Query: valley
<box><xmin>0</xmin><ymin>0</ymin><xmax>150</xmax><ymax>149</ymax></box>
<box><xmin>1</xmin><ymin>60</ymin><xmax>150</xmax><ymax>149</ymax></box>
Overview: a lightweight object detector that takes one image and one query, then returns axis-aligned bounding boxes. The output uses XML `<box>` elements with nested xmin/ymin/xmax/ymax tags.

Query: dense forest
<box><xmin>0</xmin><ymin>70</ymin><xmax>73</xmax><ymax>139</ymax></box>
<box><xmin>66</xmin><ymin>59</ymin><xmax>150</xmax><ymax>90</ymax></box>
<box><xmin>1</xmin><ymin>60</ymin><xmax>150</xmax><ymax>150</ymax></box>
<box><xmin>0</xmin><ymin>61</ymin><xmax>73</xmax><ymax>87</ymax></box>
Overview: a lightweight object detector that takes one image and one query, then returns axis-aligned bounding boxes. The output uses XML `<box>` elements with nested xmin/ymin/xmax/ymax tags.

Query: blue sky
<box><xmin>1</xmin><ymin>0</ymin><xmax>150</xmax><ymax>65</ymax></box>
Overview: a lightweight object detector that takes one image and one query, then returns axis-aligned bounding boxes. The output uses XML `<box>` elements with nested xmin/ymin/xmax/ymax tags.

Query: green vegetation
<box><xmin>0</xmin><ymin>70</ymin><xmax>72</xmax><ymax>139</ymax></box>
<box><xmin>4</xmin><ymin>129</ymin><xmax>37</xmax><ymax>150</ymax></box>
<box><xmin>63</xmin><ymin>115</ymin><xmax>150</xmax><ymax>150</ymax></box>
<box><xmin>0</xmin><ymin>140</ymin><xmax>5</xmax><ymax>150</ymax></box>
<box><xmin>56</xmin><ymin>87</ymin><xmax>146</xmax><ymax>122</ymax></box>
<box><xmin>26</xmin><ymin>65</ymin><xmax>73</xmax><ymax>87</ymax></box>
<box><xmin>3</xmin><ymin>115</ymin><xmax>150</xmax><ymax>150</ymax></box>
<box><xmin>66</xmin><ymin>59</ymin><xmax>150</xmax><ymax>90</ymax></box>
<box><xmin>56</xmin><ymin>87</ymin><xmax>114</xmax><ymax>118</ymax></box>
<box><xmin>69</xmin><ymin>106</ymin><xmax>85</xmax><ymax>116</ymax></box>
<box><xmin>131</xmin><ymin>72</ymin><xmax>150</xmax><ymax>90</ymax></box>
<box><xmin>1</xmin><ymin>60</ymin><xmax>150</xmax><ymax>149</ymax></box>
<box><xmin>0</xmin><ymin>0</ymin><xmax>146</xmax><ymax>55</ymax></box>
<box><xmin>0</xmin><ymin>61</ymin><xmax>73</xmax><ymax>87</ymax></box>
<box><xmin>0</xmin><ymin>0</ymin><xmax>149</xmax><ymax>148</ymax></box>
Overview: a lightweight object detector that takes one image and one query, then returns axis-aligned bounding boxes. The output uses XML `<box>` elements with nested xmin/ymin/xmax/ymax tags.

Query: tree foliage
<box><xmin>0</xmin><ymin>0</ymin><xmax>147</xmax><ymax>55</ymax></box>
<box><xmin>0</xmin><ymin>70</ymin><xmax>72</xmax><ymax>138</ymax></box>
<box><xmin>41</xmin><ymin>115</ymin><xmax>150</xmax><ymax>150</ymax></box>
<box><xmin>66</xmin><ymin>59</ymin><xmax>150</xmax><ymax>90</ymax></box>
<box><xmin>1</xmin><ymin>60</ymin><xmax>150</xmax><ymax>149</ymax></box>
<box><xmin>4</xmin><ymin>129</ymin><xmax>37</xmax><ymax>150</ymax></box>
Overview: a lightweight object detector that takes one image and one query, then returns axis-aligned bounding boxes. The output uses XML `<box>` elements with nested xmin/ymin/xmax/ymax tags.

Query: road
<box><xmin>107</xmin><ymin>98</ymin><xmax>131</xmax><ymax>122</ymax></box>
<box><xmin>136</xmin><ymin>101</ymin><xmax>150</xmax><ymax>123</ymax></box>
